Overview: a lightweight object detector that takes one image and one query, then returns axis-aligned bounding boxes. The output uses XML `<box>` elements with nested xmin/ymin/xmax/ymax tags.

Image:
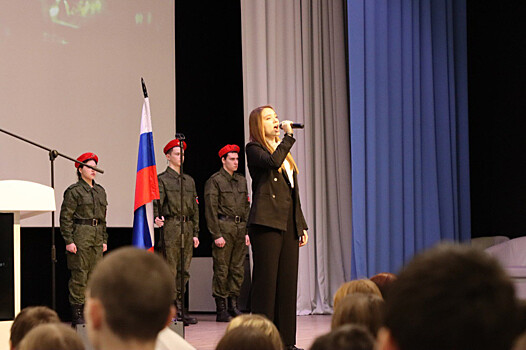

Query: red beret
<box><xmin>75</xmin><ymin>152</ymin><xmax>98</xmax><ymax>168</ymax></box>
<box><xmin>164</xmin><ymin>139</ymin><xmax>187</xmax><ymax>154</ymax></box>
<box><xmin>218</xmin><ymin>144</ymin><xmax>240</xmax><ymax>158</ymax></box>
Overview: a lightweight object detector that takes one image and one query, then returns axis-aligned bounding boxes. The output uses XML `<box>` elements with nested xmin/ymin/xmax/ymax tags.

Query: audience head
<box><xmin>369</xmin><ymin>272</ymin><xmax>397</xmax><ymax>297</ymax></box>
<box><xmin>378</xmin><ymin>243</ymin><xmax>521</xmax><ymax>350</ymax></box>
<box><xmin>331</xmin><ymin>293</ymin><xmax>384</xmax><ymax>336</ymax></box>
<box><xmin>333</xmin><ymin>279</ymin><xmax>382</xmax><ymax>309</ymax></box>
<box><xmin>10</xmin><ymin>306</ymin><xmax>60</xmax><ymax>350</ymax></box>
<box><xmin>85</xmin><ymin>247</ymin><xmax>175</xmax><ymax>349</ymax></box>
<box><xmin>17</xmin><ymin>323</ymin><xmax>84</xmax><ymax>350</ymax></box>
<box><xmin>514</xmin><ymin>333</ymin><xmax>526</xmax><ymax>350</ymax></box>
<box><xmin>310</xmin><ymin>324</ymin><xmax>375</xmax><ymax>350</ymax></box>
<box><xmin>226</xmin><ymin>314</ymin><xmax>283</xmax><ymax>350</ymax></box>
<box><xmin>216</xmin><ymin>325</ymin><xmax>280</xmax><ymax>350</ymax></box>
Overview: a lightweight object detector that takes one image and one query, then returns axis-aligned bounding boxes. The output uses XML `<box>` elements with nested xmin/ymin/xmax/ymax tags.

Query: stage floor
<box><xmin>185</xmin><ymin>313</ymin><xmax>332</xmax><ymax>350</ymax></box>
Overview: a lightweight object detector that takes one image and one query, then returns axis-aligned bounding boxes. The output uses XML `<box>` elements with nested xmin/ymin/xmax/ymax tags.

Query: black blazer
<box><xmin>246</xmin><ymin>134</ymin><xmax>308</xmax><ymax>237</ymax></box>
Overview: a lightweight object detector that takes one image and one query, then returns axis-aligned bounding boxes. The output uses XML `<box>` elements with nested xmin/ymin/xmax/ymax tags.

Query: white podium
<box><xmin>0</xmin><ymin>180</ymin><xmax>55</xmax><ymax>350</ymax></box>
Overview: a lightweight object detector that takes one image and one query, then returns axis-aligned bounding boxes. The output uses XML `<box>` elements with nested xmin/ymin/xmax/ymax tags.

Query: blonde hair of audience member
<box><xmin>216</xmin><ymin>325</ymin><xmax>280</xmax><ymax>350</ymax></box>
<box><xmin>85</xmin><ymin>247</ymin><xmax>175</xmax><ymax>350</ymax></box>
<box><xmin>333</xmin><ymin>279</ymin><xmax>382</xmax><ymax>308</ymax></box>
<box><xmin>18</xmin><ymin>323</ymin><xmax>84</xmax><ymax>350</ymax></box>
<box><xmin>331</xmin><ymin>293</ymin><xmax>384</xmax><ymax>336</ymax></box>
<box><xmin>226</xmin><ymin>314</ymin><xmax>283</xmax><ymax>350</ymax></box>
<box><xmin>310</xmin><ymin>324</ymin><xmax>375</xmax><ymax>350</ymax></box>
<box><xmin>9</xmin><ymin>306</ymin><xmax>60</xmax><ymax>350</ymax></box>
<box><xmin>369</xmin><ymin>272</ymin><xmax>397</xmax><ymax>297</ymax></box>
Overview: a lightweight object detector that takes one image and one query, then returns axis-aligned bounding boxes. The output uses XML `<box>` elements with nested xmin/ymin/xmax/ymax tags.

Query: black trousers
<box><xmin>249</xmin><ymin>198</ymin><xmax>299</xmax><ymax>346</ymax></box>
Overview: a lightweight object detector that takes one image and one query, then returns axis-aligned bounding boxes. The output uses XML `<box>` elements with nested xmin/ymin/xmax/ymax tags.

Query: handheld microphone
<box><xmin>279</xmin><ymin>122</ymin><xmax>305</xmax><ymax>130</ymax></box>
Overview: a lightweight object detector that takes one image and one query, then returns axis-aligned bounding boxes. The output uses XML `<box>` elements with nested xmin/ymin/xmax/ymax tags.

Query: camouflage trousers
<box><xmin>212</xmin><ymin>231</ymin><xmax>247</xmax><ymax>298</ymax></box>
<box><xmin>67</xmin><ymin>245</ymin><xmax>103</xmax><ymax>305</ymax></box>
<box><xmin>164</xmin><ymin>218</ymin><xmax>195</xmax><ymax>301</ymax></box>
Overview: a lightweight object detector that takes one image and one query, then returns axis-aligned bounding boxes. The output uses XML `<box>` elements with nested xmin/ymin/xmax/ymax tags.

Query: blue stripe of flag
<box><xmin>132</xmin><ymin>205</ymin><xmax>153</xmax><ymax>249</ymax></box>
<box><xmin>136</xmin><ymin>132</ymin><xmax>156</xmax><ymax>172</ymax></box>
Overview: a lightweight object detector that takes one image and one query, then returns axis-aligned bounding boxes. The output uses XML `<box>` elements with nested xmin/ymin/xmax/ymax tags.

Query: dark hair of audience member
<box><xmin>383</xmin><ymin>244</ymin><xmax>521</xmax><ymax>350</ymax></box>
<box><xmin>87</xmin><ymin>247</ymin><xmax>174</xmax><ymax>341</ymax></box>
<box><xmin>17</xmin><ymin>323</ymin><xmax>84</xmax><ymax>350</ymax></box>
<box><xmin>331</xmin><ymin>292</ymin><xmax>384</xmax><ymax>335</ymax></box>
<box><xmin>216</xmin><ymin>325</ymin><xmax>280</xmax><ymax>350</ymax></box>
<box><xmin>10</xmin><ymin>306</ymin><xmax>60</xmax><ymax>349</ymax></box>
<box><xmin>333</xmin><ymin>279</ymin><xmax>382</xmax><ymax>309</ymax></box>
<box><xmin>516</xmin><ymin>299</ymin><xmax>526</xmax><ymax>333</ymax></box>
<box><xmin>369</xmin><ymin>272</ymin><xmax>397</xmax><ymax>297</ymax></box>
<box><xmin>310</xmin><ymin>324</ymin><xmax>375</xmax><ymax>350</ymax></box>
<box><xmin>511</xmin><ymin>300</ymin><xmax>526</xmax><ymax>350</ymax></box>
<box><xmin>226</xmin><ymin>314</ymin><xmax>283</xmax><ymax>350</ymax></box>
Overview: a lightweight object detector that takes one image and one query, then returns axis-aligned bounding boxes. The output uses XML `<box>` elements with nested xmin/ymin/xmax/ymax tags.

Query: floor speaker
<box><xmin>75</xmin><ymin>324</ymin><xmax>94</xmax><ymax>350</ymax></box>
<box><xmin>167</xmin><ymin>319</ymin><xmax>184</xmax><ymax>337</ymax></box>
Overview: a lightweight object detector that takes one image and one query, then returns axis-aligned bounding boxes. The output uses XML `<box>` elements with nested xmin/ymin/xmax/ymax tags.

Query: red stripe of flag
<box><xmin>134</xmin><ymin>165</ymin><xmax>160</xmax><ymax>211</ymax></box>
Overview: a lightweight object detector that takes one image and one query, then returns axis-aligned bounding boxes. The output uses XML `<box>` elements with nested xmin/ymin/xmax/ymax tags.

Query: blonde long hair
<box><xmin>226</xmin><ymin>314</ymin><xmax>283</xmax><ymax>350</ymax></box>
<box><xmin>248</xmin><ymin>105</ymin><xmax>298</xmax><ymax>173</ymax></box>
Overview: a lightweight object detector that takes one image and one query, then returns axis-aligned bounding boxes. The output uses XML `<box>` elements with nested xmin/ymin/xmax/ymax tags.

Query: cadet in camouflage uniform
<box><xmin>154</xmin><ymin>139</ymin><xmax>200</xmax><ymax>325</ymax></box>
<box><xmin>60</xmin><ymin>152</ymin><xmax>108</xmax><ymax>326</ymax></box>
<box><xmin>204</xmin><ymin>144</ymin><xmax>250</xmax><ymax>322</ymax></box>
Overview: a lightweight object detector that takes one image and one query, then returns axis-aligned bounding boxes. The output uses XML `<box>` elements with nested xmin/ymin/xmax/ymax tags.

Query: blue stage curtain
<box><xmin>347</xmin><ymin>0</ymin><xmax>470</xmax><ymax>278</ymax></box>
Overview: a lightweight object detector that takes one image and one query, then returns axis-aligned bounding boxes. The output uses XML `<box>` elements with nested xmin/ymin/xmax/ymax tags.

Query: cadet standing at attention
<box><xmin>154</xmin><ymin>139</ymin><xmax>200</xmax><ymax>325</ymax></box>
<box><xmin>204</xmin><ymin>144</ymin><xmax>250</xmax><ymax>322</ymax></box>
<box><xmin>60</xmin><ymin>152</ymin><xmax>108</xmax><ymax>326</ymax></box>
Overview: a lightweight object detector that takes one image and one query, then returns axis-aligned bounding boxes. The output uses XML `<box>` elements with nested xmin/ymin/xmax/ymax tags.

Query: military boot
<box><xmin>71</xmin><ymin>304</ymin><xmax>85</xmax><ymax>326</ymax></box>
<box><xmin>227</xmin><ymin>296</ymin><xmax>243</xmax><ymax>317</ymax></box>
<box><xmin>215</xmin><ymin>297</ymin><xmax>232</xmax><ymax>322</ymax></box>
<box><xmin>175</xmin><ymin>299</ymin><xmax>198</xmax><ymax>325</ymax></box>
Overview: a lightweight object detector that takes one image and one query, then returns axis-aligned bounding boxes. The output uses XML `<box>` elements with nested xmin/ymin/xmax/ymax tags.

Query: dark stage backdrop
<box><xmin>174</xmin><ymin>1</ymin><xmax>245</xmax><ymax>256</ymax></box>
<box><xmin>467</xmin><ymin>1</ymin><xmax>526</xmax><ymax>239</ymax></box>
<box><xmin>21</xmin><ymin>227</ymin><xmax>132</xmax><ymax>321</ymax></box>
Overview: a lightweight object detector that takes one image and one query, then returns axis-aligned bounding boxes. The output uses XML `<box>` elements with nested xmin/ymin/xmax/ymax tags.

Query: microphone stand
<box><xmin>0</xmin><ymin>127</ymin><xmax>104</xmax><ymax>311</ymax></box>
<box><xmin>176</xmin><ymin>132</ymin><xmax>186</xmax><ymax>335</ymax></box>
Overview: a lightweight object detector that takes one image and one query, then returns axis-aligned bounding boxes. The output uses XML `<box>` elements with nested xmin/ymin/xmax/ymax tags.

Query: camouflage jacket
<box><xmin>155</xmin><ymin>167</ymin><xmax>199</xmax><ymax>237</ymax></box>
<box><xmin>204</xmin><ymin>168</ymin><xmax>250</xmax><ymax>240</ymax></box>
<box><xmin>59</xmin><ymin>179</ymin><xmax>108</xmax><ymax>246</ymax></box>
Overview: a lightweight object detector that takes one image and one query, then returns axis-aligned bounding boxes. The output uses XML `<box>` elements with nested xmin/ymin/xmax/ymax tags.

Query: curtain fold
<box><xmin>348</xmin><ymin>0</ymin><xmax>470</xmax><ymax>278</ymax></box>
<box><xmin>241</xmin><ymin>0</ymin><xmax>352</xmax><ymax>314</ymax></box>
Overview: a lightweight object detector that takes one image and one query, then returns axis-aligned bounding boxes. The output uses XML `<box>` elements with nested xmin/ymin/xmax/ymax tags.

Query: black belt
<box><xmin>166</xmin><ymin>215</ymin><xmax>193</xmax><ymax>222</ymax></box>
<box><xmin>218</xmin><ymin>214</ymin><xmax>244</xmax><ymax>223</ymax></box>
<box><xmin>74</xmin><ymin>218</ymin><xmax>100</xmax><ymax>226</ymax></box>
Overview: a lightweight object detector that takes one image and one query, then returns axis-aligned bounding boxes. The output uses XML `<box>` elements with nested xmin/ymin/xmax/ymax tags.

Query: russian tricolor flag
<box><xmin>132</xmin><ymin>92</ymin><xmax>160</xmax><ymax>251</ymax></box>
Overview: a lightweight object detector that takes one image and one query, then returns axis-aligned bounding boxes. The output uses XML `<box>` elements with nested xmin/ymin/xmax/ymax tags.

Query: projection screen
<box><xmin>0</xmin><ymin>1</ymin><xmax>175</xmax><ymax>227</ymax></box>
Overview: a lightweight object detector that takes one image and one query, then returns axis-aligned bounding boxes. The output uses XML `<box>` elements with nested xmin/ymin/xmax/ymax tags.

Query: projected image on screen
<box><xmin>0</xmin><ymin>2</ymin><xmax>175</xmax><ymax>227</ymax></box>
<box><xmin>41</xmin><ymin>0</ymin><xmax>105</xmax><ymax>44</ymax></box>
<box><xmin>47</xmin><ymin>0</ymin><xmax>103</xmax><ymax>28</ymax></box>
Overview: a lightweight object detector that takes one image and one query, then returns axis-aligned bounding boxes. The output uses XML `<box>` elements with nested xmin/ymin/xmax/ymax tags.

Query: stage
<box><xmin>185</xmin><ymin>314</ymin><xmax>332</xmax><ymax>350</ymax></box>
